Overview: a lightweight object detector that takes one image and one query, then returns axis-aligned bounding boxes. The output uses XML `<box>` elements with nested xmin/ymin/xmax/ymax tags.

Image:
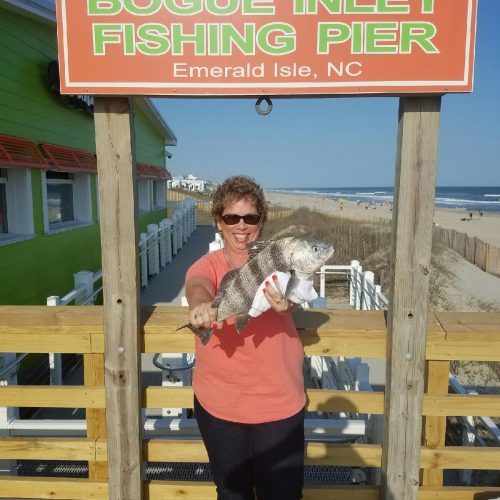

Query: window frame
<box><xmin>0</xmin><ymin>167</ymin><xmax>35</xmax><ymax>246</ymax></box>
<box><xmin>42</xmin><ymin>170</ymin><xmax>93</xmax><ymax>234</ymax></box>
<box><xmin>152</xmin><ymin>180</ymin><xmax>166</xmax><ymax>210</ymax></box>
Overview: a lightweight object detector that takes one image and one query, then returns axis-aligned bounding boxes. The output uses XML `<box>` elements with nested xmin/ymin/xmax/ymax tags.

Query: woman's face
<box><xmin>216</xmin><ymin>197</ymin><xmax>261</xmax><ymax>254</ymax></box>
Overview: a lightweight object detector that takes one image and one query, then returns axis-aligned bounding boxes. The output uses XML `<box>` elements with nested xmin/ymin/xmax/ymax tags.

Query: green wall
<box><xmin>0</xmin><ymin>7</ymin><xmax>170</xmax><ymax>305</ymax></box>
<box><xmin>0</xmin><ymin>201</ymin><xmax>168</xmax><ymax>305</ymax></box>
<box><xmin>0</xmin><ymin>6</ymin><xmax>166</xmax><ymax>164</ymax></box>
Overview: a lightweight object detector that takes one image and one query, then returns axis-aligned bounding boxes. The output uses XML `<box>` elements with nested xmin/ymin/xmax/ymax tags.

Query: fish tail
<box><xmin>177</xmin><ymin>323</ymin><xmax>214</xmax><ymax>345</ymax></box>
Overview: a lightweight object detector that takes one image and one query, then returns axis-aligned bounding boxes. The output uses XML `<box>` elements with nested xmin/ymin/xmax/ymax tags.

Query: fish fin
<box><xmin>177</xmin><ymin>323</ymin><xmax>214</xmax><ymax>345</ymax></box>
<box><xmin>247</xmin><ymin>240</ymin><xmax>272</xmax><ymax>261</ymax></box>
<box><xmin>235</xmin><ymin>314</ymin><xmax>251</xmax><ymax>333</ymax></box>
<box><xmin>212</xmin><ymin>268</ymin><xmax>239</xmax><ymax>308</ymax></box>
<box><xmin>284</xmin><ymin>272</ymin><xmax>301</xmax><ymax>300</ymax></box>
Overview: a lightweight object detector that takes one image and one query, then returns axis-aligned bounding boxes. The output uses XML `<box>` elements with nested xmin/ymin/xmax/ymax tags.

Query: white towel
<box><xmin>248</xmin><ymin>271</ymin><xmax>318</xmax><ymax>318</ymax></box>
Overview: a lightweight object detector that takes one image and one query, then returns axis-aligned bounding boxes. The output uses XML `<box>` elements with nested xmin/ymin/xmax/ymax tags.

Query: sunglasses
<box><xmin>220</xmin><ymin>213</ymin><xmax>261</xmax><ymax>225</ymax></box>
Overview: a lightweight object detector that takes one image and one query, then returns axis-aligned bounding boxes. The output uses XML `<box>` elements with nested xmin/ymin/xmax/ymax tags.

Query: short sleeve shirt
<box><xmin>186</xmin><ymin>249</ymin><xmax>306</xmax><ymax>423</ymax></box>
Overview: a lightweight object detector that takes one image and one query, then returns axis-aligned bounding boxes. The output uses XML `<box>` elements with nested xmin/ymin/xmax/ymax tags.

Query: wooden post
<box><xmin>84</xmin><ymin>353</ymin><xmax>108</xmax><ymax>479</ymax></box>
<box><xmin>94</xmin><ymin>97</ymin><xmax>143</xmax><ymax>499</ymax></box>
<box><xmin>382</xmin><ymin>96</ymin><xmax>441</xmax><ymax>499</ymax></box>
<box><xmin>421</xmin><ymin>360</ymin><xmax>450</xmax><ymax>486</ymax></box>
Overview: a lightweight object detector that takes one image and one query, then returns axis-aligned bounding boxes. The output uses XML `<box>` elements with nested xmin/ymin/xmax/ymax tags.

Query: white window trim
<box><xmin>0</xmin><ymin>167</ymin><xmax>35</xmax><ymax>246</ymax></box>
<box><xmin>42</xmin><ymin>171</ymin><xmax>94</xmax><ymax>234</ymax></box>
<box><xmin>152</xmin><ymin>180</ymin><xmax>167</xmax><ymax>210</ymax></box>
<box><xmin>138</xmin><ymin>178</ymin><xmax>152</xmax><ymax>213</ymax></box>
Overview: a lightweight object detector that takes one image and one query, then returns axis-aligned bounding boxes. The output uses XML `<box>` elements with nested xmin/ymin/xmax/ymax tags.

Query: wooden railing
<box><xmin>0</xmin><ymin>306</ymin><xmax>499</xmax><ymax>499</ymax></box>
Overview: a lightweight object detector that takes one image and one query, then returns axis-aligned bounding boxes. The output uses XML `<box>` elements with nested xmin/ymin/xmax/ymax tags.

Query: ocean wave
<box><xmin>436</xmin><ymin>197</ymin><xmax>500</xmax><ymax>206</ymax></box>
<box><xmin>484</xmin><ymin>194</ymin><xmax>500</xmax><ymax>198</ymax></box>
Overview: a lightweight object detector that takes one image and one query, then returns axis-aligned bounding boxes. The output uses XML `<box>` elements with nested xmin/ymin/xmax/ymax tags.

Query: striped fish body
<box><xmin>181</xmin><ymin>237</ymin><xmax>334</xmax><ymax>344</ymax></box>
<box><xmin>215</xmin><ymin>238</ymin><xmax>292</xmax><ymax>322</ymax></box>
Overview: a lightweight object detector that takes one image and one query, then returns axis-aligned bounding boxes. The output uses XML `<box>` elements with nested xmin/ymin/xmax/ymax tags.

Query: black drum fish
<box><xmin>182</xmin><ymin>237</ymin><xmax>334</xmax><ymax>344</ymax></box>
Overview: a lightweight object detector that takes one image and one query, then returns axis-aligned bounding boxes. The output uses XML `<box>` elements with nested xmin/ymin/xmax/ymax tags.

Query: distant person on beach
<box><xmin>185</xmin><ymin>176</ymin><xmax>305</xmax><ymax>500</ymax></box>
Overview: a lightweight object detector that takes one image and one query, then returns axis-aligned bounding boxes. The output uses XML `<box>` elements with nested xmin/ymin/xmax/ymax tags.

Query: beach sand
<box><xmin>266</xmin><ymin>191</ymin><xmax>500</xmax><ymax>248</ymax></box>
<box><xmin>266</xmin><ymin>190</ymin><xmax>500</xmax><ymax>312</ymax></box>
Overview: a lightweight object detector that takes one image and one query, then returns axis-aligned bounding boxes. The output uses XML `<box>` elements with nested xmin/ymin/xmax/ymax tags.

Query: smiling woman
<box><xmin>184</xmin><ymin>175</ymin><xmax>306</xmax><ymax>499</ymax></box>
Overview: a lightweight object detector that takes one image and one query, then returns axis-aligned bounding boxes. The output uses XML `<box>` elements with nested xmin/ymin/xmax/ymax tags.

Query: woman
<box><xmin>185</xmin><ymin>176</ymin><xmax>305</xmax><ymax>500</ymax></box>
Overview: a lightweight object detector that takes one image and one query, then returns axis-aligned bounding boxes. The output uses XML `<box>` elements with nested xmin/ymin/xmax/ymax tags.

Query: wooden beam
<box><xmin>84</xmin><ymin>353</ymin><xmax>108</xmax><ymax>479</ymax></box>
<box><xmin>0</xmin><ymin>477</ymin><xmax>108</xmax><ymax>499</ymax></box>
<box><xmin>0</xmin><ymin>438</ymin><xmax>97</xmax><ymax>461</ymax></box>
<box><xmin>94</xmin><ymin>97</ymin><xmax>143</xmax><ymax>500</ymax></box>
<box><xmin>421</xmin><ymin>360</ymin><xmax>450</xmax><ymax>486</ymax></box>
<box><xmin>382</xmin><ymin>96</ymin><xmax>442</xmax><ymax>499</ymax></box>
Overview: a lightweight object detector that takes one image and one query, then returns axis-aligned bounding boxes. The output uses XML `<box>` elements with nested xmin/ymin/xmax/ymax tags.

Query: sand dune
<box><xmin>266</xmin><ymin>191</ymin><xmax>500</xmax><ymax>248</ymax></box>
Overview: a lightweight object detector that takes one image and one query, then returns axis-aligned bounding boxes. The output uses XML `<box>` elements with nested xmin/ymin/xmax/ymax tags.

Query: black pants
<box><xmin>194</xmin><ymin>397</ymin><xmax>305</xmax><ymax>500</ymax></box>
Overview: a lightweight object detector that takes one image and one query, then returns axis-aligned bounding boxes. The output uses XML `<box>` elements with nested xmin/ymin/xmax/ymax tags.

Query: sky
<box><xmin>153</xmin><ymin>0</ymin><xmax>500</xmax><ymax>189</ymax></box>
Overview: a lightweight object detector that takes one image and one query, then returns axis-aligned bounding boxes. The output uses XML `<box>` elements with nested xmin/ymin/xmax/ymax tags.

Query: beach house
<box><xmin>0</xmin><ymin>0</ymin><xmax>177</xmax><ymax>305</ymax></box>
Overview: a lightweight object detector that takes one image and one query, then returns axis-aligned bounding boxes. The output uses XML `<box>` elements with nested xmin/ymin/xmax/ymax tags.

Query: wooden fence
<box><xmin>167</xmin><ymin>189</ymin><xmax>294</xmax><ymax>226</ymax></box>
<box><xmin>434</xmin><ymin>226</ymin><xmax>500</xmax><ymax>276</ymax></box>
<box><xmin>0</xmin><ymin>306</ymin><xmax>499</xmax><ymax>499</ymax></box>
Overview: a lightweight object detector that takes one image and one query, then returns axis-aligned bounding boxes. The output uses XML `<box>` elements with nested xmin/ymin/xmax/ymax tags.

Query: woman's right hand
<box><xmin>189</xmin><ymin>302</ymin><xmax>222</xmax><ymax>331</ymax></box>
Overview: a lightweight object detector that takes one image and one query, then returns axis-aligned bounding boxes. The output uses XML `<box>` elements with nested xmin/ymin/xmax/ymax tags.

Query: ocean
<box><xmin>270</xmin><ymin>186</ymin><xmax>500</xmax><ymax>212</ymax></box>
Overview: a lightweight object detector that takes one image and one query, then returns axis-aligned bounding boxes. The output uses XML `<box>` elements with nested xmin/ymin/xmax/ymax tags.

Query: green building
<box><xmin>0</xmin><ymin>0</ymin><xmax>177</xmax><ymax>304</ymax></box>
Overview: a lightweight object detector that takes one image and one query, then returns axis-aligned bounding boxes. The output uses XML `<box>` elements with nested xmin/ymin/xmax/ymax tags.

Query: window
<box><xmin>0</xmin><ymin>167</ymin><xmax>35</xmax><ymax>245</ymax></box>
<box><xmin>46</xmin><ymin>171</ymin><xmax>74</xmax><ymax>224</ymax></box>
<box><xmin>152</xmin><ymin>180</ymin><xmax>166</xmax><ymax>209</ymax></box>
<box><xmin>42</xmin><ymin>171</ymin><xmax>93</xmax><ymax>232</ymax></box>
<box><xmin>138</xmin><ymin>179</ymin><xmax>151</xmax><ymax>212</ymax></box>
<box><xmin>0</xmin><ymin>169</ymin><xmax>7</xmax><ymax>233</ymax></box>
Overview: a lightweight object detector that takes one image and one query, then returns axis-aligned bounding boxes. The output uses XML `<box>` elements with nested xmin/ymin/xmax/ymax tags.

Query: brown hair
<box><xmin>211</xmin><ymin>175</ymin><xmax>268</xmax><ymax>226</ymax></box>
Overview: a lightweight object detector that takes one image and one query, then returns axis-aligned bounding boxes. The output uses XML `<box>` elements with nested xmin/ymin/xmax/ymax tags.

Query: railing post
<box><xmin>147</xmin><ymin>224</ymin><xmax>160</xmax><ymax>276</ymax></box>
<box><xmin>374</xmin><ymin>285</ymin><xmax>382</xmax><ymax>310</ymax></box>
<box><xmin>158</xmin><ymin>223</ymin><xmax>167</xmax><ymax>268</ymax></box>
<box><xmin>171</xmin><ymin>214</ymin><xmax>178</xmax><ymax>256</ymax></box>
<box><xmin>176</xmin><ymin>211</ymin><xmax>183</xmax><ymax>252</ymax></box>
<box><xmin>190</xmin><ymin>198</ymin><xmax>196</xmax><ymax>233</ymax></box>
<box><xmin>382</xmin><ymin>96</ymin><xmax>441</xmax><ymax>500</ymax></box>
<box><xmin>94</xmin><ymin>97</ymin><xmax>143</xmax><ymax>499</ymax></box>
<box><xmin>319</xmin><ymin>265</ymin><xmax>326</xmax><ymax>298</ymax></box>
<box><xmin>84</xmin><ymin>353</ymin><xmax>108</xmax><ymax>479</ymax></box>
<box><xmin>350</xmin><ymin>260</ymin><xmax>359</xmax><ymax>306</ymax></box>
<box><xmin>363</xmin><ymin>271</ymin><xmax>374</xmax><ymax>310</ymax></box>
<box><xmin>46</xmin><ymin>296</ymin><xmax>63</xmax><ymax>385</ymax></box>
<box><xmin>182</xmin><ymin>202</ymin><xmax>189</xmax><ymax>243</ymax></box>
<box><xmin>74</xmin><ymin>271</ymin><xmax>94</xmax><ymax>305</ymax></box>
<box><xmin>161</xmin><ymin>219</ymin><xmax>173</xmax><ymax>264</ymax></box>
<box><xmin>421</xmin><ymin>360</ymin><xmax>450</xmax><ymax>487</ymax></box>
<box><xmin>355</xmin><ymin>264</ymin><xmax>362</xmax><ymax>310</ymax></box>
<box><xmin>139</xmin><ymin>233</ymin><xmax>148</xmax><ymax>287</ymax></box>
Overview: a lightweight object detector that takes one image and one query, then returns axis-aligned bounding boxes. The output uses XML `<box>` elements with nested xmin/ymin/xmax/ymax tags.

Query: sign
<box><xmin>56</xmin><ymin>0</ymin><xmax>477</xmax><ymax>96</ymax></box>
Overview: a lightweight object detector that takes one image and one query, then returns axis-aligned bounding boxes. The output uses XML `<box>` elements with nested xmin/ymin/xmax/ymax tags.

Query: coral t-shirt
<box><xmin>186</xmin><ymin>249</ymin><xmax>306</xmax><ymax>424</ymax></box>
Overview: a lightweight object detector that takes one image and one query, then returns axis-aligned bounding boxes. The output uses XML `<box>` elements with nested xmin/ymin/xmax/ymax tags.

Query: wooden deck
<box><xmin>0</xmin><ymin>306</ymin><xmax>499</xmax><ymax>499</ymax></box>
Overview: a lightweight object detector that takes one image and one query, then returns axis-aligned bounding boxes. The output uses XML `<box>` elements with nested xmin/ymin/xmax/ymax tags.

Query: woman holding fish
<box><xmin>185</xmin><ymin>176</ymin><xmax>333</xmax><ymax>500</ymax></box>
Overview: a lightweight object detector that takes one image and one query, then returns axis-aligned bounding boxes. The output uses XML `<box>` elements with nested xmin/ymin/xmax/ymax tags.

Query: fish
<box><xmin>180</xmin><ymin>237</ymin><xmax>334</xmax><ymax>345</ymax></box>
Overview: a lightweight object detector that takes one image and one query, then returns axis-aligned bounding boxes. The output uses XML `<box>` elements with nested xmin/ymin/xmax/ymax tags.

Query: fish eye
<box><xmin>312</xmin><ymin>245</ymin><xmax>318</xmax><ymax>252</ymax></box>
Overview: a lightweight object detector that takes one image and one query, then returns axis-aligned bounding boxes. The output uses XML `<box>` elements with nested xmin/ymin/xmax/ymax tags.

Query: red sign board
<box><xmin>56</xmin><ymin>0</ymin><xmax>477</xmax><ymax>96</ymax></box>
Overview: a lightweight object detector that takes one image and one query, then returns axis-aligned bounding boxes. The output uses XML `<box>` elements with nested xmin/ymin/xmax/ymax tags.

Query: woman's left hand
<box><xmin>263</xmin><ymin>278</ymin><xmax>298</xmax><ymax>314</ymax></box>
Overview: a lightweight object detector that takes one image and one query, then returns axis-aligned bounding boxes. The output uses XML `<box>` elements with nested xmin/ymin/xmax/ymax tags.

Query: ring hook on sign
<box><xmin>255</xmin><ymin>96</ymin><xmax>273</xmax><ymax>116</ymax></box>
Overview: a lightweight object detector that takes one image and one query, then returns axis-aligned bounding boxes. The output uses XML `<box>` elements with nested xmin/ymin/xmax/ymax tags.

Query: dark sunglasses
<box><xmin>220</xmin><ymin>213</ymin><xmax>261</xmax><ymax>225</ymax></box>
